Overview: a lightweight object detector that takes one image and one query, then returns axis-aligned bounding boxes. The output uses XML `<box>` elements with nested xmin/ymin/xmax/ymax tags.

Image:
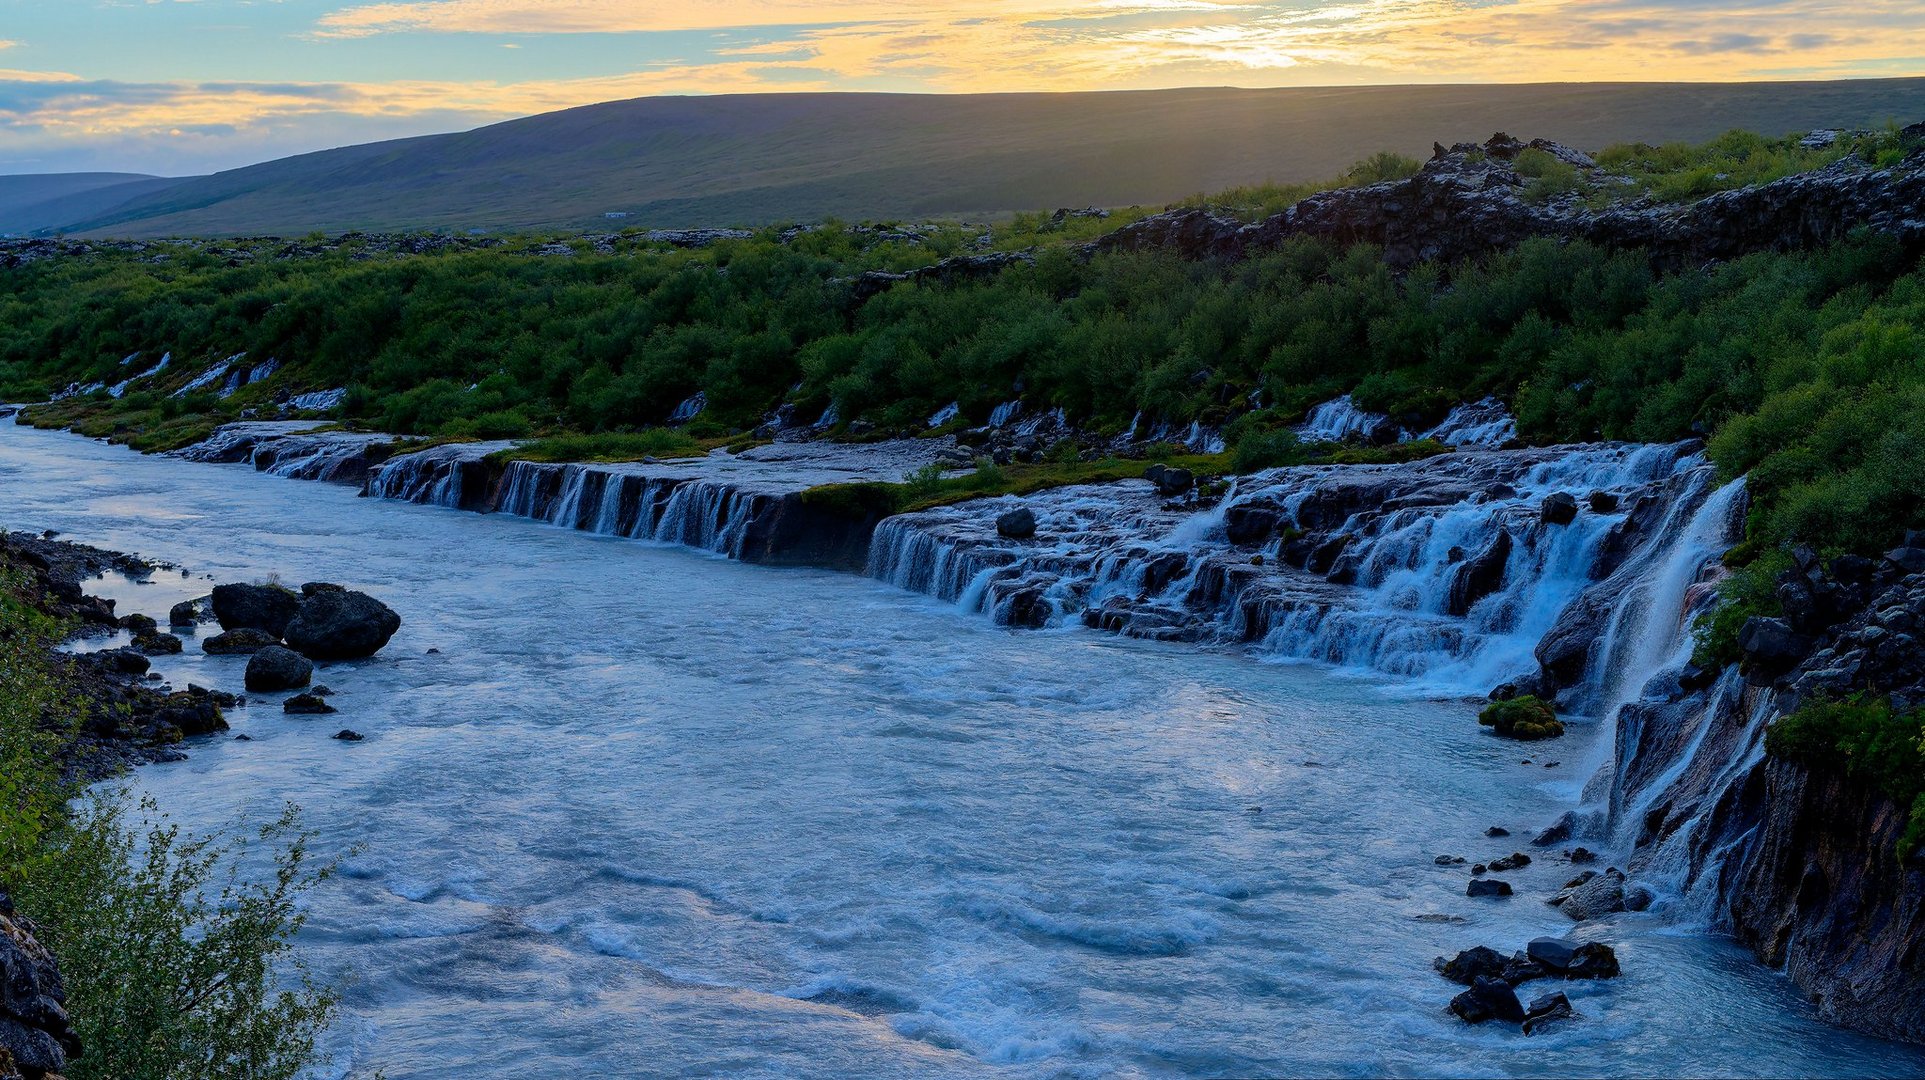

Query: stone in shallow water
<box><xmin>1467</xmin><ymin>878</ymin><xmax>1513</xmax><ymax>898</ymax></box>
<box><xmin>1450</xmin><ymin>977</ymin><xmax>1525</xmax><ymax>1024</ymax></box>
<box><xmin>245</xmin><ymin>646</ymin><xmax>312</xmax><ymax>692</ymax></box>
<box><xmin>1523</xmin><ymin>991</ymin><xmax>1575</xmax><ymax>1034</ymax></box>
<box><xmin>1527</xmin><ymin>937</ymin><xmax>1621</xmax><ymax>979</ymax></box>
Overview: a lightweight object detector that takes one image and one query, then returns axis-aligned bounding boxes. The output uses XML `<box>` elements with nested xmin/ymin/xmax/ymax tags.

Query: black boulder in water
<box><xmin>244</xmin><ymin>645</ymin><xmax>313</xmax><ymax>692</ymax></box>
<box><xmin>283</xmin><ymin>590</ymin><xmax>401</xmax><ymax>660</ymax></box>
<box><xmin>211</xmin><ymin>582</ymin><xmax>301</xmax><ymax>637</ymax></box>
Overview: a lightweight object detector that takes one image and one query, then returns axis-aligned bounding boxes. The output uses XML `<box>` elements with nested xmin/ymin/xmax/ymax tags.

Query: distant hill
<box><xmin>25</xmin><ymin>80</ymin><xmax>1925</xmax><ymax>238</ymax></box>
<box><xmin>0</xmin><ymin>173</ymin><xmax>191</xmax><ymax>236</ymax></box>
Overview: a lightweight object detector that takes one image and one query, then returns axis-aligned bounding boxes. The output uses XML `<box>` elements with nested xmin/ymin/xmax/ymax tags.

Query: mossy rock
<box><xmin>1479</xmin><ymin>695</ymin><xmax>1565</xmax><ymax>741</ymax></box>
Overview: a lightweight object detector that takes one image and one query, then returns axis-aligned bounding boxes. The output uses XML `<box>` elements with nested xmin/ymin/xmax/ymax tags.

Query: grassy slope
<box><xmin>52</xmin><ymin>80</ymin><xmax>1925</xmax><ymax>238</ymax></box>
<box><xmin>0</xmin><ymin>174</ymin><xmax>185</xmax><ymax>235</ymax></box>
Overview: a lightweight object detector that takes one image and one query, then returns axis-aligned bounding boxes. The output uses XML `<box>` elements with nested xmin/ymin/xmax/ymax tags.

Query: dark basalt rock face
<box><xmin>0</xmin><ymin>895</ymin><xmax>81</xmax><ymax>1080</ymax></box>
<box><xmin>1724</xmin><ymin>757</ymin><xmax>1925</xmax><ymax>1042</ymax></box>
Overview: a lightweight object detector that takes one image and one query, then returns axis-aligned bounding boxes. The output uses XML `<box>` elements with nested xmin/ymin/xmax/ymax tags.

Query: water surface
<box><xmin>3</xmin><ymin>423</ymin><xmax>1919</xmax><ymax>1079</ymax></box>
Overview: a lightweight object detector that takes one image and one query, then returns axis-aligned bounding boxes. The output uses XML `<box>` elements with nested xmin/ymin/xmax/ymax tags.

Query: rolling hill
<box><xmin>0</xmin><ymin>173</ymin><xmax>190</xmax><ymax>236</ymax></box>
<box><xmin>22</xmin><ymin>80</ymin><xmax>1925</xmax><ymax>238</ymax></box>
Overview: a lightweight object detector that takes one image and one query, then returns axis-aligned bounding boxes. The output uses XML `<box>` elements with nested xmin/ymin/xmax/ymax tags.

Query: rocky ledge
<box><xmin>1097</xmin><ymin>128</ymin><xmax>1925</xmax><ymax>271</ymax></box>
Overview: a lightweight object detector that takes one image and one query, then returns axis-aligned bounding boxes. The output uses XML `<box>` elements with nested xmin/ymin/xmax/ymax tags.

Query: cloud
<box><xmin>312</xmin><ymin>0</ymin><xmax>1061</xmax><ymax>37</ymax></box>
<box><xmin>4</xmin><ymin>0</ymin><xmax>1925</xmax><ymax>173</ymax></box>
<box><xmin>0</xmin><ymin>41</ymin><xmax>17</xmax><ymax>51</ymax></box>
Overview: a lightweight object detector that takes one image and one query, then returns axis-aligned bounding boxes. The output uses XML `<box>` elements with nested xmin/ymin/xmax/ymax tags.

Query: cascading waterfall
<box><xmin>865</xmin><ymin>441</ymin><xmax>1720</xmax><ymax>699</ymax></box>
<box><xmin>1298</xmin><ymin>395</ymin><xmax>1389</xmax><ymax>442</ymax></box>
<box><xmin>490</xmin><ymin>460</ymin><xmax>764</xmax><ymax>558</ymax></box>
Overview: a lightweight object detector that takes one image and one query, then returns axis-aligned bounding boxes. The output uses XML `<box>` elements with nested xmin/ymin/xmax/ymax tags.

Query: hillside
<box><xmin>0</xmin><ymin>173</ymin><xmax>189</xmax><ymax>236</ymax></box>
<box><xmin>33</xmin><ymin>79</ymin><xmax>1925</xmax><ymax>238</ymax></box>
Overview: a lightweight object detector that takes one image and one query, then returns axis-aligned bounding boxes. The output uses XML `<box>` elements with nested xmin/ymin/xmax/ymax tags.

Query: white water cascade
<box><xmin>868</xmin><ymin>442</ymin><xmax>1725</xmax><ymax>702</ymax></box>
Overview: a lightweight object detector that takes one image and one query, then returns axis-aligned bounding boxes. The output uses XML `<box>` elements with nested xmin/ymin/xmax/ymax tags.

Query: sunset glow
<box><xmin>3</xmin><ymin>0</ymin><xmax>1924</xmax><ymax>172</ymax></box>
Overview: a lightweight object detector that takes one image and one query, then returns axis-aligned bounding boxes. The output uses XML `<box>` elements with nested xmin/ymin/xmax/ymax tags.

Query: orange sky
<box><xmin>4</xmin><ymin>0</ymin><xmax>1924</xmax><ymax>173</ymax></box>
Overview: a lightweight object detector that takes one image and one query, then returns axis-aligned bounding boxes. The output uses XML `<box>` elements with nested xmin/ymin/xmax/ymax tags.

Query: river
<box><xmin>3</xmin><ymin>421</ymin><xmax>1920</xmax><ymax>1079</ymax></box>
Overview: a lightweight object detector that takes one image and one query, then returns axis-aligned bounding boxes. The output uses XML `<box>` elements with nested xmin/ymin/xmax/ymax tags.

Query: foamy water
<box><xmin>3</xmin><ymin>422</ymin><xmax>1920</xmax><ymax>1079</ymax></box>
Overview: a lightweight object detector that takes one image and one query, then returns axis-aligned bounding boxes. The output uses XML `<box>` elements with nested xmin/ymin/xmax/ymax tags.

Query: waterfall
<box><xmin>1419</xmin><ymin>397</ymin><xmax>1517</xmax><ymax>448</ymax></box>
<box><xmin>366</xmin><ymin>443</ymin><xmax>502</xmax><ymax>508</ymax></box>
<box><xmin>928</xmin><ymin>402</ymin><xmax>961</xmax><ymax>428</ymax></box>
<box><xmin>488</xmin><ymin>460</ymin><xmax>763</xmax><ymax>559</ymax></box>
<box><xmin>858</xmin><ymin>442</ymin><xmax>1724</xmax><ymax>697</ymax></box>
<box><xmin>669</xmin><ymin>392</ymin><xmax>707</xmax><ymax>424</ymax></box>
<box><xmin>1298</xmin><ymin>395</ymin><xmax>1391</xmax><ymax>442</ymax></box>
<box><xmin>1583</xmin><ymin>476</ymin><xmax>1747</xmax><ymax>719</ymax></box>
<box><xmin>988</xmin><ymin>400</ymin><xmax>1022</xmax><ymax>427</ymax></box>
<box><xmin>287</xmin><ymin>388</ymin><xmax>347</xmax><ymax>413</ymax></box>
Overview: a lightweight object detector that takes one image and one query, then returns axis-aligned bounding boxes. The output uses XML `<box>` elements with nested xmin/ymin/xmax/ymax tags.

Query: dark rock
<box><xmin>1449</xmin><ymin>976</ymin><xmax>1526</xmax><ymax>1024</ymax></box>
<box><xmin>1737</xmin><ymin>616</ymin><xmax>1811</xmax><ymax>683</ymax></box>
<box><xmin>282</xmin><ymin>590</ymin><xmax>401</xmax><ymax>660</ymax></box>
<box><xmin>1486</xmin><ymin>826</ymin><xmax>1511</xmax><ymax>837</ymax></box>
<box><xmin>1586</xmin><ymin>491</ymin><xmax>1619</xmax><ymax>513</ymax></box>
<box><xmin>996</xmin><ymin>507</ymin><xmax>1038</xmax><ymax>540</ymax></box>
<box><xmin>300</xmin><ymin>581</ymin><xmax>345</xmax><ymax>596</ymax></box>
<box><xmin>333</xmin><ymin>729</ymin><xmax>364</xmax><ymax>742</ymax></box>
<box><xmin>1569</xmin><ymin>846</ymin><xmax>1597</xmax><ymax>864</ymax></box>
<box><xmin>1887</xmin><ymin>548</ymin><xmax>1925</xmax><ymax>575</ymax></box>
<box><xmin>131</xmin><ymin>630</ymin><xmax>182</xmax><ymax>655</ymax></box>
<box><xmin>210</xmin><ymin>582</ymin><xmax>301</xmax><ymax>636</ymax></box>
<box><xmin>1224</xmin><ymin>506</ymin><xmax>1281</xmax><ymax>545</ymax></box>
<box><xmin>202</xmin><ymin>627</ymin><xmax>281</xmax><ymax>655</ymax></box>
<box><xmin>118</xmin><ymin>612</ymin><xmax>157</xmax><ymax>634</ymax></box>
<box><xmin>1527</xmin><ymin>937</ymin><xmax>1621</xmax><ymax>978</ymax></box>
<box><xmin>1540</xmin><ymin>492</ymin><xmax>1579</xmax><ymax>526</ymax></box>
<box><xmin>1489</xmin><ymin>852</ymin><xmax>1532</xmax><ymax>872</ymax></box>
<box><xmin>1154</xmin><ymin>466</ymin><xmax>1194</xmax><ymax>497</ymax></box>
<box><xmin>1436</xmin><ymin>946</ymin><xmax>1507</xmax><ymax>985</ymax></box>
<box><xmin>1447</xmin><ymin>531</ymin><xmax>1512</xmax><ymax>616</ymax></box>
<box><xmin>244</xmin><ymin>646</ymin><xmax>312</xmax><ymax>692</ymax></box>
<box><xmin>283</xmin><ymin>693</ymin><xmax>336</xmax><ymax>715</ymax></box>
<box><xmin>1522</xmin><ymin>991</ymin><xmax>1575</xmax><ymax>1034</ymax></box>
<box><xmin>1533</xmin><ymin>812</ymin><xmax>1576</xmax><ymax>846</ymax></box>
<box><xmin>1467</xmin><ymin>878</ymin><xmax>1514</xmax><ymax>898</ymax></box>
<box><xmin>101</xmin><ymin>648</ymin><xmax>151</xmax><ymax>675</ymax></box>
<box><xmin>168</xmin><ymin>598</ymin><xmax>202</xmax><ymax>626</ymax></box>
<box><xmin>1434</xmin><ymin>854</ymin><xmax>1466</xmax><ymax>865</ymax></box>
<box><xmin>0</xmin><ymin>903</ymin><xmax>79</xmax><ymax>1077</ymax></box>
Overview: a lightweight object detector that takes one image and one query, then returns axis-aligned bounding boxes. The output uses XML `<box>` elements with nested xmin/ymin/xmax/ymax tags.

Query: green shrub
<box><xmin>1478</xmin><ymin>695</ymin><xmax>1565</xmax><ymax>740</ymax></box>
<box><xmin>1515</xmin><ymin>148</ymin><xmax>1586</xmax><ymax>203</ymax></box>
<box><xmin>0</xmin><ymin>570</ymin><xmax>336</xmax><ymax>1079</ymax></box>
<box><xmin>1233</xmin><ymin>428</ymin><xmax>1306</xmax><ymax>473</ymax></box>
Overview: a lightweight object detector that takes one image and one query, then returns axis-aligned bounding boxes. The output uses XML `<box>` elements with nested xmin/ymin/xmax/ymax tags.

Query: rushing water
<box><xmin>4</xmin><ymin>422</ymin><xmax>1923</xmax><ymax>1079</ymax></box>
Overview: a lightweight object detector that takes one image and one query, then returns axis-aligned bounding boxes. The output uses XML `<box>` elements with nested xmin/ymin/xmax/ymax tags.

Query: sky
<box><xmin>3</xmin><ymin>0</ymin><xmax>1924</xmax><ymax>176</ymax></box>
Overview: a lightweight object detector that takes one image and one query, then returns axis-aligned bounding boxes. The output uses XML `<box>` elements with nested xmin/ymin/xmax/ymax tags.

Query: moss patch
<box><xmin>1479</xmin><ymin>695</ymin><xmax>1565</xmax><ymax>740</ymax></box>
